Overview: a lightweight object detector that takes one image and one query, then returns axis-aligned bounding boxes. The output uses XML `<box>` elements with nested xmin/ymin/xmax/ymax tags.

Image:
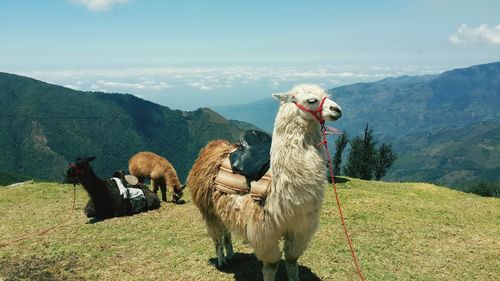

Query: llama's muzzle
<box><xmin>330</xmin><ymin>106</ymin><xmax>342</xmax><ymax>119</ymax></box>
<box><xmin>325</xmin><ymin>103</ymin><xmax>342</xmax><ymax>121</ymax></box>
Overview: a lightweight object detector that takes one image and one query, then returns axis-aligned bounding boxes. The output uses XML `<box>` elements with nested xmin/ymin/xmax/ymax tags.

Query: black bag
<box><xmin>229</xmin><ymin>130</ymin><xmax>272</xmax><ymax>186</ymax></box>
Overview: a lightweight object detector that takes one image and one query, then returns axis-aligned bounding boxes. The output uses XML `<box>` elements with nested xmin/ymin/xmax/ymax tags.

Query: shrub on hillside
<box><xmin>0</xmin><ymin>172</ymin><xmax>31</xmax><ymax>186</ymax></box>
<box><xmin>460</xmin><ymin>180</ymin><xmax>500</xmax><ymax>197</ymax></box>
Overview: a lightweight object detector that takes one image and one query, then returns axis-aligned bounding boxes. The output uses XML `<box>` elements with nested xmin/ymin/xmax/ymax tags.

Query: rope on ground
<box><xmin>0</xmin><ymin>185</ymin><xmax>77</xmax><ymax>249</ymax></box>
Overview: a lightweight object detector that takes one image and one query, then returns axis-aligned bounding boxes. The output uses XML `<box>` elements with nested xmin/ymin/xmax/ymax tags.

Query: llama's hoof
<box><xmin>87</xmin><ymin>217</ymin><xmax>103</xmax><ymax>224</ymax></box>
<box><xmin>216</xmin><ymin>261</ymin><xmax>227</xmax><ymax>269</ymax></box>
<box><xmin>174</xmin><ymin>199</ymin><xmax>186</xmax><ymax>205</ymax></box>
<box><xmin>285</xmin><ymin>260</ymin><xmax>299</xmax><ymax>281</ymax></box>
<box><xmin>216</xmin><ymin>255</ymin><xmax>228</xmax><ymax>269</ymax></box>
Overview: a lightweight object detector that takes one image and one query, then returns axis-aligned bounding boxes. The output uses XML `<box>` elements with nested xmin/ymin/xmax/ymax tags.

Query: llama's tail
<box><xmin>187</xmin><ymin>140</ymin><xmax>236</xmax><ymax>214</ymax></box>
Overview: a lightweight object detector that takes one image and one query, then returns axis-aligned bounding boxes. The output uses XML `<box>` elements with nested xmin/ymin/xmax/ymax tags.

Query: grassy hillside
<box><xmin>0</xmin><ymin>179</ymin><xmax>498</xmax><ymax>281</ymax></box>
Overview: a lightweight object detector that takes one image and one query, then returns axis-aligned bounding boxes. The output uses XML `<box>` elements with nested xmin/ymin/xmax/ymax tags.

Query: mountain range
<box><xmin>1</xmin><ymin>62</ymin><xmax>498</xmax><ymax>187</ymax></box>
<box><xmin>215</xmin><ymin>62</ymin><xmax>500</xmax><ymax>186</ymax></box>
<box><xmin>0</xmin><ymin>73</ymin><xmax>255</xmax><ymax>184</ymax></box>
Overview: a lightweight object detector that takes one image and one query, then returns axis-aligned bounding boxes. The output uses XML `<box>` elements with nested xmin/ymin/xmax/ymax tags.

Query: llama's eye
<box><xmin>307</xmin><ymin>98</ymin><xmax>318</xmax><ymax>104</ymax></box>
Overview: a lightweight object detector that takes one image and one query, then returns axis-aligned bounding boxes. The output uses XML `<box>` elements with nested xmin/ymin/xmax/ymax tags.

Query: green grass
<box><xmin>0</xmin><ymin>178</ymin><xmax>498</xmax><ymax>281</ymax></box>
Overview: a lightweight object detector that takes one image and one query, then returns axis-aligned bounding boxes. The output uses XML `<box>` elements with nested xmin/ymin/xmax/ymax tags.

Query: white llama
<box><xmin>187</xmin><ymin>84</ymin><xmax>342</xmax><ymax>281</ymax></box>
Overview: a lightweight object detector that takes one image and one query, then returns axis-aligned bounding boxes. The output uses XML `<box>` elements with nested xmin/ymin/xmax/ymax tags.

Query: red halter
<box><xmin>292</xmin><ymin>96</ymin><xmax>327</xmax><ymax>124</ymax></box>
<box><xmin>68</xmin><ymin>163</ymin><xmax>84</xmax><ymax>176</ymax></box>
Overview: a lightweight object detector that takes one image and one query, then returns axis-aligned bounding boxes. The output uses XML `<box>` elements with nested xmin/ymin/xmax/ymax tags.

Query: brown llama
<box><xmin>128</xmin><ymin>151</ymin><xmax>185</xmax><ymax>203</ymax></box>
<box><xmin>187</xmin><ymin>84</ymin><xmax>343</xmax><ymax>281</ymax></box>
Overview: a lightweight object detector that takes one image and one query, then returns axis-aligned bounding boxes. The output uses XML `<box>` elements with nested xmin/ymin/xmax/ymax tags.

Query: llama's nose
<box><xmin>330</xmin><ymin>106</ymin><xmax>342</xmax><ymax>118</ymax></box>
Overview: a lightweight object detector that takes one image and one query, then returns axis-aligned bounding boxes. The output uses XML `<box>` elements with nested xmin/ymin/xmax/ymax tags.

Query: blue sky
<box><xmin>1</xmin><ymin>0</ymin><xmax>499</xmax><ymax>109</ymax></box>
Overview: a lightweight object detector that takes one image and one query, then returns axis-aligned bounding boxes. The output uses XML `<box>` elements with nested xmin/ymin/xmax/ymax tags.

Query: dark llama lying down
<box><xmin>66</xmin><ymin>157</ymin><xmax>160</xmax><ymax>220</ymax></box>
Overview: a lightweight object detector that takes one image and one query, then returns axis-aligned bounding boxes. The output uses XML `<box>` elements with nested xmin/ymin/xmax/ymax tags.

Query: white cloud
<box><xmin>12</xmin><ymin>64</ymin><xmax>452</xmax><ymax>110</ymax></box>
<box><xmin>93</xmin><ymin>80</ymin><xmax>173</xmax><ymax>91</ymax></box>
<box><xmin>18</xmin><ymin>64</ymin><xmax>447</xmax><ymax>106</ymax></box>
<box><xmin>64</xmin><ymin>84</ymin><xmax>80</xmax><ymax>90</ymax></box>
<box><xmin>97</xmin><ymin>80</ymin><xmax>145</xmax><ymax>89</ymax></box>
<box><xmin>188</xmin><ymin>82</ymin><xmax>212</xmax><ymax>91</ymax></box>
<box><xmin>151</xmin><ymin>82</ymin><xmax>174</xmax><ymax>90</ymax></box>
<box><xmin>69</xmin><ymin>0</ymin><xmax>129</xmax><ymax>12</ymax></box>
<box><xmin>336</xmin><ymin>72</ymin><xmax>355</xmax><ymax>77</ymax></box>
<box><xmin>89</xmin><ymin>83</ymin><xmax>108</xmax><ymax>92</ymax></box>
<box><xmin>450</xmin><ymin>24</ymin><xmax>500</xmax><ymax>45</ymax></box>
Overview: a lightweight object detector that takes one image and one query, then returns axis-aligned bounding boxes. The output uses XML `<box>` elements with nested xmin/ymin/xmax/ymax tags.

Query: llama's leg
<box><xmin>215</xmin><ymin>238</ymin><xmax>225</xmax><ymax>267</ymax></box>
<box><xmin>283</xmin><ymin>231</ymin><xmax>316</xmax><ymax>281</ymax></box>
<box><xmin>284</xmin><ymin>235</ymin><xmax>304</xmax><ymax>281</ymax></box>
<box><xmin>262</xmin><ymin>261</ymin><xmax>280</xmax><ymax>281</ymax></box>
<box><xmin>206</xmin><ymin>220</ymin><xmax>227</xmax><ymax>267</ymax></box>
<box><xmin>223</xmin><ymin>231</ymin><xmax>234</xmax><ymax>260</ymax></box>
<box><xmin>84</xmin><ymin>200</ymin><xmax>95</xmax><ymax>218</ymax></box>
<box><xmin>159</xmin><ymin>184</ymin><xmax>167</xmax><ymax>202</ymax></box>
<box><xmin>254</xmin><ymin>240</ymin><xmax>281</xmax><ymax>281</ymax></box>
<box><xmin>151</xmin><ymin>179</ymin><xmax>159</xmax><ymax>195</ymax></box>
<box><xmin>284</xmin><ymin>258</ymin><xmax>299</xmax><ymax>281</ymax></box>
<box><xmin>137</xmin><ymin>176</ymin><xmax>145</xmax><ymax>184</ymax></box>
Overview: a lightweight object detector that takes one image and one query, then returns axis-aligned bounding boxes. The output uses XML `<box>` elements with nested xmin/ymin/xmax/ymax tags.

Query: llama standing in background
<box><xmin>187</xmin><ymin>84</ymin><xmax>342</xmax><ymax>281</ymax></box>
<box><xmin>66</xmin><ymin>157</ymin><xmax>160</xmax><ymax>220</ymax></box>
<box><xmin>128</xmin><ymin>151</ymin><xmax>185</xmax><ymax>203</ymax></box>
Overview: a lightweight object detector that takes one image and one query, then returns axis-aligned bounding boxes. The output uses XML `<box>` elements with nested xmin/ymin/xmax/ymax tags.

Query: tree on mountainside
<box><xmin>344</xmin><ymin>123</ymin><xmax>397</xmax><ymax>180</ymax></box>
<box><xmin>333</xmin><ymin>132</ymin><xmax>349</xmax><ymax>176</ymax></box>
<box><xmin>345</xmin><ymin>124</ymin><xmax>377</xmax><ymax>180</ymax></box>
<box><xmin>461</xmin><ymin>180</ymin><xmax>500</xmax><ymax>197</ymax></box>
<box><xmin>374</xmin><ymin>143</ymin><xmax>397</xmax><ymax>180</ymax></box>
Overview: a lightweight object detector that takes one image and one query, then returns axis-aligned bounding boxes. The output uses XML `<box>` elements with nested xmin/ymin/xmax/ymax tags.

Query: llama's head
<box><xmin>173</xmin><ymin>184</ymin><xmax>187</xmax><ymax>204</ymax></box>
<box><xmin>273</xmin><ymin>84</ymin><xmax>342</xmax><ymax>123</ymax></box>
<box><xmin>66</xmin><ymin>156</ymin><xmax>96</xmax><ymax>184</ymax></box>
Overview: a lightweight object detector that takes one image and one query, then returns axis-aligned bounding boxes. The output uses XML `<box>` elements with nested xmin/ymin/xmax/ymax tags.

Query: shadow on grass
<box><xmin>174</xmin><ymin>199</ymin><xmax>188</xmax><ymax>204</ymax></box>
<box><xmin>210</xmin><ymin>253</ymin><xmax>320</xmax><ymax>281</ymax></box>
<box><xmin>328</xmin><ymin>176</ymin><xmax>350</xmax><ymax>184</ymax></box>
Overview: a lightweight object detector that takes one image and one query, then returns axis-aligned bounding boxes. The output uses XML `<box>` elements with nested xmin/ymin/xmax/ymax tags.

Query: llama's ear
<box><xmin>272</xmin><ymin>93</ymin><xmax>294</xmax><ymax>103</ymax></box>
<box><xmin>181</xmin><ymin>184</ymin><xmax>187</xmax><ymax>190</ymax></box>
<box><xmin>87</xmin><ymin>156</ymin><xmax>96</xmax><ymax>162</ymax></box>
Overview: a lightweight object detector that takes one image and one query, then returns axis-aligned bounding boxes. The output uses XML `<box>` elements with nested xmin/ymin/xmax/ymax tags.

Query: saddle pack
<box><xmin>214</xmin><ymin>130</ymin><xmax>272</xmax><ymax>201</ymax></box>
<box><xmin>109</xmin><ymin>171</ymin><xmax>148</xmax><ymax>214</ymax></box>
<box><xmin>110</xmin><ymin>170</ymin><xmax>145</xmax><ymax>200</ymax></box>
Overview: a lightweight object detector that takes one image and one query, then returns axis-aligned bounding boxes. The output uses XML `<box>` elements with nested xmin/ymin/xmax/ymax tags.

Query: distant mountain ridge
<box><xmin>215</xmin><ymin>62</ymin><xmax>500</xmax><ymax>186</ymax></box>
<box><xmin>216</xmin><ymin>62</ymin><xmax>500</xmax><ymax>135</ymax></box>
<box><xmin>2</xmin><ymin>62</ymin><xmax>499</xmax><ymax>187</ymax></box>
<box><xmin>0</xmin><ymin>72</ymin><xmax>256</xmax><ymax>184</ymax></box>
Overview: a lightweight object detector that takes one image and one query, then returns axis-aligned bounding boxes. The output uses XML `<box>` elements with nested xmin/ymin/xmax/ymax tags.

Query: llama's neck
<box><xmin>165</xmin><ymin>172</ymin><xmax>182</xmax><ymax>191</ymax></box>
<box><xmin>267</xmin><ymin>104</ymin><xmax>327</xmax><ymax>217</ymax></box>
<box><xmin>78</xmin><ymin>169</ymin><xmax>108</xmax><ymax>201</ymax></box>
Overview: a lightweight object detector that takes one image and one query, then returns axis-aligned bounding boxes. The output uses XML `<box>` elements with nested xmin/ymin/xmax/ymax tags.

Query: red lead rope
<box><xmin>321</xmin><ymin>124</ymin><xmax>366</xmax><ymax>281</ymax></box>
<box><xmin>292</xmin><ymin>98</ymin><xmax>365</xmax><ymax>280</ymax></box>
<box><xmin>0</xmin><ymin>185</ymin><xmax>77</xmax><ymax>249</ymax></box>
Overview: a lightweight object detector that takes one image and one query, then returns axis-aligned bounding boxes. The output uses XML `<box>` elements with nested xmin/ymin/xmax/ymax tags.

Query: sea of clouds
<box><xmin>17</xmin><ymin>64</ymin><xmax>447</xmax><ymax>110</ymax></box>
